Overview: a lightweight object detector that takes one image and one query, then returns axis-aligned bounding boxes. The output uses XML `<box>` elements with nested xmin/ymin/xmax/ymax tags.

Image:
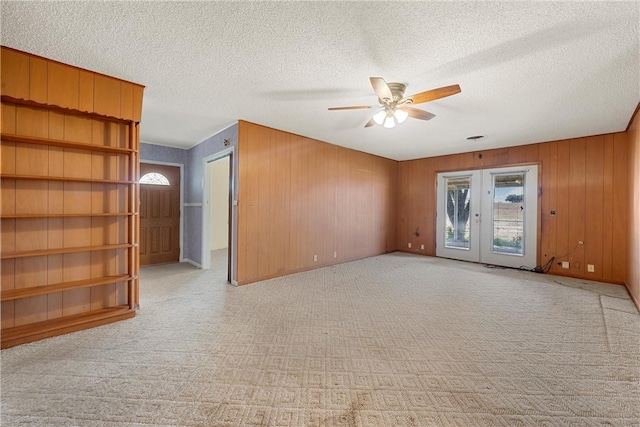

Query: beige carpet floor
<box><xmin>1</xmin><ymin>252</ymin><xmax>639</xmax><ymax>426</ymax></box>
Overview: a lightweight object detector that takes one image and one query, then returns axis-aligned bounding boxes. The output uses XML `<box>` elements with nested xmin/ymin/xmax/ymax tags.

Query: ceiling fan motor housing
<box><xmin>379</xmin><ymin>82</ymin><xmax>407</xmax><ymax>104</ymax></box>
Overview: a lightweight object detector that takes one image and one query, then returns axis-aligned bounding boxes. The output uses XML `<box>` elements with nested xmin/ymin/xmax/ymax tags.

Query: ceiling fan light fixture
<box><xmin>328</xmin><ymin>77</ymin><xmax>461</xmax><ymax>129</ymax></box>
<box><xmin>394</xmin><ymin>108</ymin><xmax>409</xmax><ymax>124</ymax></box>
<box><xmin>383</xmin><ymin>114</ymin><xmax>396</xmax><ymax>129</ymax></box>
<box><xmin>373</xmin><ymin>110</ymin><xmax>386</xmax><ymax>125</ymax></box>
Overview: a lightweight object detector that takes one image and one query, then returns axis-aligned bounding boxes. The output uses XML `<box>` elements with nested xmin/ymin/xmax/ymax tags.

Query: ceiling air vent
<box><xmin>466</xmin><ymin>135</ymin><xmax>485</xmax><ymax>141</ymax></box>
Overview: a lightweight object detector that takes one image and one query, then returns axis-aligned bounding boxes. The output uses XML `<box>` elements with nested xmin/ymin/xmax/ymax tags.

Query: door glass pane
<box><xmin>445</xmin><ymin>176</ymin><xmax>471</xmax><ymax>250</ymax></box>
<box><xmin>492</xmin><ymin>173</ymin><xmax>525</xmax><ymax>255</ymax></box>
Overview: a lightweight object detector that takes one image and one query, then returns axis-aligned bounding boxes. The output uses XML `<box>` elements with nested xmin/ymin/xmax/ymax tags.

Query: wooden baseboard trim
<box><xmin>237</xmin><ymin>252</ymin><xmax>391</xmax><ymax>286</ymax></box>
<box><xmin>1</xmin><ymin>307</ymin><xmax>135</xmax><ymax>349</ymax></box>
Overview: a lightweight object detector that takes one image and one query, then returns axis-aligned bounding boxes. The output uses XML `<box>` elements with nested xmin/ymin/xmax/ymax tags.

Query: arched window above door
<box><xmin>139</xmin><ymin>172</ymin><xmax>170</xmax><ymax>186</ymax></box>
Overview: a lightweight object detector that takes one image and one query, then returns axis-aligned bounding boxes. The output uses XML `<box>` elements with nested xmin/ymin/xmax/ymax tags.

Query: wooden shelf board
<box><xmin>1</xmin><ymin>213</ymin><xmax>133</xmax><ymax>219</ymax></box>
<box><xmin>0</xmin><ymin>174</ymin><xmax>134</xmax><ymax>184</ymax></box>
<box><xmin>1</xmin><ymin>275</ymin><xmax>134</xmax><ymax>301</ymax></box>
<box><xmin>1</xmin><ymin>133</ymin><xmax>134</xmax><ymax>154</ymax></box>
<box><xmin>1</xmin><ymin>306</ymin><xmax>135</xmax><ymax>349</ymax></box>
<box><xmin>1</xmin><ymin>243</ymin><xmax>133</xmax><ymax>259</ymax></box>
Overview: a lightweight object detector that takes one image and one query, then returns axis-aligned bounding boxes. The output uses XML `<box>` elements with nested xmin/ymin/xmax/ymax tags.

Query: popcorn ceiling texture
<box><xmin>0</xmin><ymin>2</ymin><xmax>638</xmax><ymax>160</ymax></box>
<box><xmin>1</xmin><ymin>252</ymin><xmax>639</xmax><ymax>426</ymax></box>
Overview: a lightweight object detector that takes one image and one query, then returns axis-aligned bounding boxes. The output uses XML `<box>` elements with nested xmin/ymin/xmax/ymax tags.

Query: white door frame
<box><xmin>436</xmin><ymin>165</ymin><xmax>539</xmax><ymax>269</ymax></box>
<box><xmin>201</xmin><ymin>147</ymin><xmax>236</xmax><ymax>284</ymax></box>
<box><xmin>140</xmin><ymin>160</ymin><xmax>185</xmax><ymax>262</ymax></box>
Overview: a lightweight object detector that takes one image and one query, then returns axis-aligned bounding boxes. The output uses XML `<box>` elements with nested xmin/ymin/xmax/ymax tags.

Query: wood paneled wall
<box><xmin>627</xmin><ymin>107</ymin><xmax>640</xmax><ymax>309</ymax></box>
<box><xmin>237</xmin><ymin>121</ymin><xmax>397</xmax><ymax>284</ymax></box>
<box><xmin>397</xmin><ymin>134</ymin><xmax>629</xmax><ymax>284</ymax></box>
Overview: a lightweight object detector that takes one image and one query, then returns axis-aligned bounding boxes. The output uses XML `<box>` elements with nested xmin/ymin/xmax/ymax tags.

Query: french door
<box><xmin>436</xmin><ymin>165</ymin><xmax>538</xmax><ymax>269</ymax></box>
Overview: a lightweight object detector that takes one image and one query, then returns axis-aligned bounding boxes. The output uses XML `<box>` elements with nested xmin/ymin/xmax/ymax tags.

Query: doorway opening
<box><xmin>201</xmin><ymin>149</ymin><xmax>235</xmax><ymax>284</ymax></box>
<box><xmin>436</xmin><ymin>165</ymin><xmax>539</xmax><ymax>269</ymax></box>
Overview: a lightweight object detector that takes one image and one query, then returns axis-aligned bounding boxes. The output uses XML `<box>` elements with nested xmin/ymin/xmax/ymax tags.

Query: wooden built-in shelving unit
<box><xmin>1</xmin><ymin>46</ymin><xmax>144</xmax><ymax>348</ymax></box>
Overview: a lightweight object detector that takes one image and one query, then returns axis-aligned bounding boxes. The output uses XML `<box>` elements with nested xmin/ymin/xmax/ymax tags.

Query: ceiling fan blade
<box><xmin>364</xmin><ymin>118</ymin><xmax>376</xmax><ymax>128</ymax></box>
<box><xmin>403</xmin><ymin>106</ymin><xmax>435</xmax><ymax>121</ymax></box>
<box><xmin>406</xmin><ymin>84</ymin><xmax>461</xmax><ymax>105</ymax></box>
<box><xmin>328</xmin><ymin>105</ymin><xmax>375</xmax><ymax>111</ymax></box>
<box><xmin>370</xmin><ymin>77</ymin><xmax>393</xmax><ymax>101</ymax></box>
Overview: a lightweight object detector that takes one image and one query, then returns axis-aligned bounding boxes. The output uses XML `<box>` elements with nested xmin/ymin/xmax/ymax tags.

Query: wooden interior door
<box><xmin>139</xmin><ymin>164</ymin><xmax>180</xmax><ymax>265</ymax></box>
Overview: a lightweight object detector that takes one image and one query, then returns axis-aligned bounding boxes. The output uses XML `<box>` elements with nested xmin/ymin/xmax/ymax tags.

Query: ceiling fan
<box><xmin>328</xmin><ymin>77</ymin><xmax>461</xmax><ymax>128</ymax></box>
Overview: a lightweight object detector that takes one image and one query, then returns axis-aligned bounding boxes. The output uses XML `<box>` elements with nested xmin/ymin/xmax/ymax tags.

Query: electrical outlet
<box><xmin>562</xmin><ymin>261</ymin><xmax>569</xmax><ymax>269</ymax></box>
<box><xmin>313</xmin><ymin>255</ymin><xmax>317</xmax><ymax>262</ymax></box>
<box><xmin>587</xmin><ymin>264</ymin><xmax>595</xmax><ymax>273</ymax></box>
<box><xmin>408</xmin><ymin>243</ymin><xmax>412</xmax><ymax>248</ymax></box>
<box><xmin>420</xmin><ymin>244</ymin><xmax>425</xmax><ymax>250</ymax></box>
<box><xmin>333</xmin><ymin>251</ymin><xmax>337</xmax><ymax>258</ymax></box>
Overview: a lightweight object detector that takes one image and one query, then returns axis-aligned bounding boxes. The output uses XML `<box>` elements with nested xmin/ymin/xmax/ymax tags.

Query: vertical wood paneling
<box><xmin>236</xmin><ymin>121</ymin><xmax>397</xmax><ymax>284</ymax></box>
<box><xmin>626</xmin><ymin>108</ymin><xmax>640</xmax><ymax>309</ymax></box>
<box><xmin>397</xmin><ymin>136</ymin><xmax>628</xmax><ymax>284</ymax></box>
<box><xmin>14</xmin><ymin>296</ymin><xmax>48</xmax><ymax>326</ymax></box>
<box><xmin>15</xmin><ymin>219</ymin><xmax>47</xmax><ymax>252</ymax></box>
<box><xmin>568</xmin><ymin>138</ymin><xmax>586</xmax><ymax>276</ymax></box>
<box><xmin>539</xmin><ymin>142</ymin><xmax>558</xmax><ymax>269</ymax></box>
<box><xmin>16</xmin><ymin>106</ymin><xmax>48</xmax><ymax>138</ymax></box>
<box><xmin>554</xmin><ymin>141</ymin><xmax>571</xmax><ymax>274</ymax></box>
<box><xmin>120</xmin><ymin>82</ymin><xmax>134</xmax><ymax>121</ymax></box>
<box><xmin>78</xmin><ymin>71</ymin><xmax>94</xmax><ymax>113</ymax></box>
<box><xmin>29</xmin><ymin>57</ymin><xmax>48</xmax><ymax>104</ymax></box>
<box><xmin>585</xmin><ymin>136</ymin><xmax>604</xmax><ymax>280</ymax></box>
<box><xmin>15</xmin><ymin>181</ymin><xmax>48</xmax><ymax>214</ymax></box>
<box><xmin>612</xmin><ymin>133</ymin><xmax>628</xmax><ymax>282</ymax></box>
<box><xmin>132</xmin><ymin>85</ymin><xmax>144</xmax><ymax>122</ymax></box>
<box><xmin>15</xmin><ymin>143</ymin><xmax>48</xmax><ymax>176</ymax></box>
<box><xmin>602</xmin><ymin>134</ymin><xmax>615</xmax><ymax>279</ymax></box>
<box><xmin>1</xmin><ymin>49</ymin><xmax>29</xmax><ymax>99</ymax></box>
<box><xmin>256</xmin><ymin>127</ymin><xmax>272</xmax><ymax>278</ymax></box>
<box><xmin>62</xmin><ymin>253</ymin><xmax>91</xmax><ymax>316</ymax></box>
<box><xmin>2</xmin><ymin>103</ymin><xmax>17</xmax><ymax>135</ymax></box>
<box><xmin>1</xmin><ymin>141</ymin><xmax>17</xmax><ymax>178</ymax></box>
<box><xmin>93</xmin><ymin>75</ymin><xmax>121</xmax><ymax>118</ymax></box>
<box><xmin>242</xmin><ymin>123</ymin><xmax>259</xmax><ymax>280</ymax></box>
<box><xmin>271</xmin><ymin>130</ymin><xmax>286</xmax><ymax>273</ymax></box>
<box><xmin>48</xmin><ymin>62</ymin><xmax>79</xmax><ymax>110</ymax></box>
<box><xmin>15</xmin><ymin>257</ymin><xmax>47</xmax><ymax>297</ymax></box>
<box><xmin>422</xmin><ymin>162</ymin><xmax>434</xmax><ymax>255</ymax></box>
<box><xmin>304</xmin><ymin>138</ymin><xmax>316</xmax><ymax>265</ymax></box>
<box><xmin>286</xmin><ymin>132</ymin><xmax>300</xmax><ymax>271</ymax></box>
<box><xmin>1</xmin><ymin>178</ymin><xmax>16</xmax><ymax>217</ymax></box>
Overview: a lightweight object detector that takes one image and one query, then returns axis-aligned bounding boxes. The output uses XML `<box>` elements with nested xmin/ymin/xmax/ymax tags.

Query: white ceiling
<box><xmin>1</xmin><ymin>1</ymin><xmax>638</xmax><ymax>161</ymax></box>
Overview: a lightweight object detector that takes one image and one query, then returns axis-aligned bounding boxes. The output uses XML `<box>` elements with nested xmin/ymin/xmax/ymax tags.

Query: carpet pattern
<box><xmin>2</xmin><ymin>252</ymin><xmax>639</xmax><ymax>426</ymax></box>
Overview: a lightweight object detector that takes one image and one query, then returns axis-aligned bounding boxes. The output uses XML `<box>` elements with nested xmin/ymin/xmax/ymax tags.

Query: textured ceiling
<box><xmin>1</xmin><ymin>1</ymin><xmax>638</xmax><ymax>161</ymax></box>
